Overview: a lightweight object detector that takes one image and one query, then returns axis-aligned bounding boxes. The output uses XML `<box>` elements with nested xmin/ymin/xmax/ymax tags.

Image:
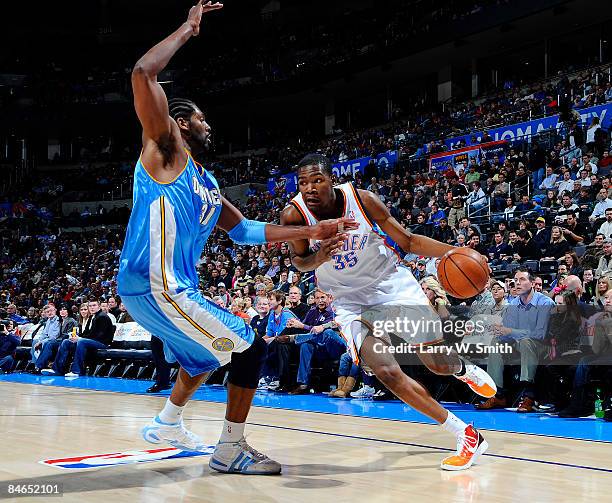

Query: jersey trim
<box><xmin>152</xmin><ymin>196</ymin><xmax>217</xmax><ymax>342</ymax></box>
<box><xmin>289</xmin><ymin>201</ymin><xmax>309</xmax><ymax>225</ymax></box>
<box><xmin>349</xmin><ymin>184</ymin><xmax>405</xmax><ymax>261</ymax></box>
<box><xmin>139</xmin><ymin>150</ymin><xmax>190</xmax><ymax>186</ymax></box>
<box><xmin>160</xmin><ymin>196</ymin><xmax>169</xmax><ymax>291</ymax></box>
<box><xmin>161</xmin><ymin>291</ymin><xmax>216</xmax><ymax>341</ymax></box>
<box><xmin>348</xmin><ymin>184</ymin><xmax>375</xmax><ymax>228</ymax></box>
<box><xmin>372</xmin><ymin>225</ymin><xmax>404</xmax><ymax>261</ymax></box>
<box><xmin>340</xmin><ymin>186</ymin><xmax>348</xmax><ymax>216</ymax></box>
<box><xmin>194</xmin><ymin>159</ymin><xmax>206</xmax><ymax>177</ymax></box>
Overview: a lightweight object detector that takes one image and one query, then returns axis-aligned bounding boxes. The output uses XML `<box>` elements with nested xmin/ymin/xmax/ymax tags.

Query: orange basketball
<box><xmin>437</xmin><ymin>247</ymin><xmax>489</xmax><ymax>299</ymax></box>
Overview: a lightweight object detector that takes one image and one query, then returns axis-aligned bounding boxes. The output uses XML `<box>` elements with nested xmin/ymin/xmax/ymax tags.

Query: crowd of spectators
<box><xmin>447</xmin><ymin>66</ymin><xmax>612</xmax><ymax>136</ymax></box>
<box><xmin>2</xmin><ymin>59</ymin><xmax>609</xmax><ymax>213</ymax></box>
<box><xmin>2</xmin><ymin>117</ymin><xmax>611</xmax><ymax>417</ymax></box>
<box><xmin>2</xmin><ymin>58</ymin><xmax>612</xmax><ymax>421</ymax></box>
<box><xmin>192</xmin><ymin>63</ymin><xmax>612</xmax><ymax>185</ymax></box>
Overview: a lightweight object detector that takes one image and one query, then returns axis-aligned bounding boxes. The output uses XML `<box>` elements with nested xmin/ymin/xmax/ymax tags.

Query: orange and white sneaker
<box><xmin>441</xmin><ymin>425</ymin><xmax>488</xmax><ymax>471</ymax></box>
<box><xmin>454</xmin><ymin>358</ymin><xmax>497</xmax><ymax>398</ymax></box>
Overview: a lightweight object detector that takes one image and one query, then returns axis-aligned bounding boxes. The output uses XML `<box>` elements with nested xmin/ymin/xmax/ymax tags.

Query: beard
<box><xmin>197</xmin><ymin>137</ymin><xmax>212</xmax><ymax>153</ymax></box>
<box><xmin>189</xmin><ymin>132</ymin><xmax>212</xmax><ymax>155</ymax></box>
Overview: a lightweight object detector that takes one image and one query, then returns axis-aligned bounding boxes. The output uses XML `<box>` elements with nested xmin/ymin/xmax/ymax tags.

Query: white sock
<box><xmin>441</xmin><ymin>411</ymin><xmax>467</xmax><ymax>437</ymax></box>
<box><xmin>219</xmin><ymin>419</ymin><xmax>245</xmax><ymax>443</ymax></box>
<box><xmin>157</xmin><ymin>399</ymin><xmax>184</xmax><ymax>425</ymax></box>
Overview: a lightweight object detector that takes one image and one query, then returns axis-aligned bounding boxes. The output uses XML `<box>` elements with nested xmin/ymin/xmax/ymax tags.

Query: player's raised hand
<box><xmin>310</xmin><ymin>217</ymin><xmax>358</xmax><ymax>241</ymax></box>
<box><xmin>186</xmin><ymin>1</ymin><xmax>224</xmax><ymax>37</ymax></box>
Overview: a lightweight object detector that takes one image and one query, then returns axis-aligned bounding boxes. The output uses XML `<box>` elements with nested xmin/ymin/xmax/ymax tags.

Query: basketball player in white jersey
<box><xmin>281</xmin><ymin>154</ymin><xmax>496</xmax><ymax>471</ymax></box>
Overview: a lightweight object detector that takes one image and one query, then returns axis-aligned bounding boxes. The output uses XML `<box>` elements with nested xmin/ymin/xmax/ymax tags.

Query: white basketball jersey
<box><xmin>290</xmin><ymin>183</ymin><xmax>404</xmax><ymax>299</ymax></box>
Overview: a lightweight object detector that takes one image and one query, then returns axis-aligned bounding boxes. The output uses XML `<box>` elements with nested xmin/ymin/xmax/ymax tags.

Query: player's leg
<box><xmin>140</xmin><ymin>288</ymin><xmax>279</xmax><ymax>474</ymax></box>
<box><xmin>417</xmin><ymin>348</ymin><xmax>497</xmax><ymax>398</ymax></box>
<box><xmin>122</xmin><ymin>294</ymin><xmax>219</xmax><ymax>451</ymax></box>
<box><xmin>392</xmin><ymin>302</ymin><xmax>496</xmax><ymax>399</ymax></box>
<box><xmin>359</xmin><ymin>331</ymin><xmax>449</xmax><ymax>423</ymax></box>
<box><xmin>169</xmin><ymin>368</ymin><xmax>211</xmax><ymax>406</ymax></box>
<box><xmin>356</xmin><ymin>322</ymin><xmax>488</xmax><ymax>471</ymax></box>
<box><xmin>142</xmin><ymin>367</ymin><xmax>212</xmax><ymax>451</ymax></box>
<box><xmin>209</xmin><ymin>337</ymin><xmax>281</xmax><ymax>474</ymax></box>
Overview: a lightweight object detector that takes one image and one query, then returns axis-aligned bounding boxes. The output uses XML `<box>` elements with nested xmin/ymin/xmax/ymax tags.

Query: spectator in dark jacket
<box><xmin>0</xmin><ymin>321</ymin><xmax>21</xmax><ymax>373</ymax></box>
<box><xmin>48</xmin><ymin>299</ymin><xmax>114</xmax><ymax>376</ymax></box>
<box><xmin>280</xmin><ymin>289</ymin><xmax>344</xmax><ymax>395</ymax></box>
<box><xmin>542</xmin><ymin>226</ymin><xmax>571</xmax><ymax>260</ymax></box>
<box><xmin>286</xmin><ymin>287</ymin><xmax>309</xmax><ymax>320</ymax></box>
<box><xmin>116</xmin><ymin>302</ymin><xmax>134</xmax><ymax>323</ymax></box>
<box><xmin>34</xmin><ymin>305</ymin><xmax>78</xmax><ymax>373</ymax></box>
<box><xmin>488</xmin><ymin>232</ymin><xmax>513</xmax><ymax>263</ymax></box>
<box><xmin>431</xmin><ymin>218</ymin><xmax>454</xmax><ymax>243</ymax></box>
<box><xmin>532</xmin><ymin>217</ymin><xmax>551</xmax><ymax>252</ymax></box>
<box><xmin>514</xmin><ymin>230</ymin><xmax>542</xmax><ymax>261</ymax></box>
<box><xmin>250</xmin><ymin>296</ymin><xmax>271</xmax><ymax>339</ymax></box>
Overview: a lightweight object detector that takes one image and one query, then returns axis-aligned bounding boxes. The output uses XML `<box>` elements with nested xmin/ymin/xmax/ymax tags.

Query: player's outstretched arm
<box><xmin>358</xmin><ymin>189</ymin><xmax>458</xmax><ymax>258</ymax></box>
<box><xmin>132</xmin><ymin>1</ymin><xmax>223</xmax><ymax>145</ymax></box>
<box><xmin>217</xmin><ymin>197</ymin><xmax>356</xmax><ymax>247</ymax></box>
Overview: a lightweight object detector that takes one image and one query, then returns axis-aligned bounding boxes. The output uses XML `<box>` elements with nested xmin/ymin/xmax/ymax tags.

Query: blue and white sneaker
<box><xmin>209</xmin><ymin>437</ymin><xmax>281</xmax><ymax>475</ymax></box>
<box><xmin>141</xmin><ymin>416</ymin><xmax>205</xmax><ymax>451</ymax></box>
<box><xmin>257</xmin><ymin>377</ymin><xmax>271</xmax><ymax>390</ymax></box>
<box><xmin>350</xmin><ymin>384</ymin><xmax>375</xmax><ymax>399</ymax></box>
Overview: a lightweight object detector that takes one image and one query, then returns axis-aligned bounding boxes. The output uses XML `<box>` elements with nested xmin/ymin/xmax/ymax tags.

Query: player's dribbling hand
<box><xmin>186</xmin><ymin>1</ymin><xmax>224</xmax><ymax>37</ymax></box>
<box><xmin>310</xmin><ymin>217</ymin><xmax>359</xmax><ymax>240</ymax></box>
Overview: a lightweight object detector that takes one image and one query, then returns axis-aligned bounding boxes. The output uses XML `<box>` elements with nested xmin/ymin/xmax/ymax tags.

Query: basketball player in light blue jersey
<box><xmin>118</xmin><ymin>2</ymin><xmax>357</xmax><ymax>475</ymax></box>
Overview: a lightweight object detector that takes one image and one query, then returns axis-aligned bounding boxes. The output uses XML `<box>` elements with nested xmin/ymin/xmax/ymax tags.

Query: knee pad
<box><xmin>228</xmin><ymin>337</ymin><xmax>268</xmax><ymax>389</ymax></box>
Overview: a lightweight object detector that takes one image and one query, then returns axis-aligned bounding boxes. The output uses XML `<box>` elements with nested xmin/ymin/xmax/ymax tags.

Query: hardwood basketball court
<box><xmin>1</xmin><ymin>379</ymin><xmax>610</xmax><ymax>502</ymax></box>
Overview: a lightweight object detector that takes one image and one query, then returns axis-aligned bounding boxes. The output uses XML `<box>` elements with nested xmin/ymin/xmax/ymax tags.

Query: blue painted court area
<box><xmin>1</xmin><ymin>373</ymin><xmax>611</xmax><ymax>443</ymax></box>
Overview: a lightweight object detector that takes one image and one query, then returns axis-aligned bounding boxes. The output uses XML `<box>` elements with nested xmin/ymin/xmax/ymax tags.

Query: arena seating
<box><xmin>1</xmin><ymin>59</ymin><xmax>611</xmax><ymax>417</ymax></box>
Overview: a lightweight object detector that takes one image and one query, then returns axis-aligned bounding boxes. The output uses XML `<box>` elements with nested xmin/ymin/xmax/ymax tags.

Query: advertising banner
<box><xmin>429</xmin><ymin>140</ymin><xmax>507</xmax><ymax>171</ymax></box>
<box><xmin>438</xmin><ymin>103</ymin><xmax>611</xmax><ymax>151</ymax></box>
<box><xmin>113</xmin><ymin>322</ymin><xmax>152</xmax><ymax>342</ymax></box>
<box><xmin>268</xmin><ymin>150</ymin><xmax>398</xmax><ymax>194</ymax></box>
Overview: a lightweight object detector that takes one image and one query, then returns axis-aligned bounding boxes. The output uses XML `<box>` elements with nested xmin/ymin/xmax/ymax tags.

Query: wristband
<box><xmin>227</xmin><ymin>219</ymin><xmax>267</xmax><ymax>245</ymax></box>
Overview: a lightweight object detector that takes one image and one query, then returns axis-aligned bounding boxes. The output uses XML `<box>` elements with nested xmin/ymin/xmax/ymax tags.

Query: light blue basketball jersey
<box><xmin>118</xmin><ymin>152</ymin><xmax>222</xmax><ymax>297</ymax></box>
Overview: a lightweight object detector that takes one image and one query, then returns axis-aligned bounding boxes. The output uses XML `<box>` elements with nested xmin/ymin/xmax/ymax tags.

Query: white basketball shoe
<box><xmin>454</xmin><ymin>358</ymin><xmax>497</xmax><ymax>398</ymax></box>
<box><xmin>141</xmin><ymin>416</ymin><xmax>205</xmax><ymax>451</ymax></box>
<box><xmin>209</xmin><ymin>437</ymin><xmax>281</xmax><ymax>475</ymax></box>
